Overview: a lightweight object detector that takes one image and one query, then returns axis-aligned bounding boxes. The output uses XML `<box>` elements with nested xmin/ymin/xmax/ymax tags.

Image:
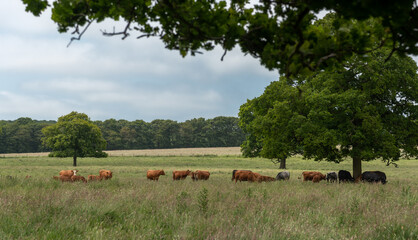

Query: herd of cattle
<box><xmin>52</xmin><ymin>169</ymin><xmax>113</xmax><ymax>183</ymax></box>
<box><xmin>232</xmin><ymin>169</ymin><xmax>386</xmax><ymax>184</ymax></box>
<box><xmin>51</xmin><ymin>168</ymin><xmax>387</xmax><ymax>184</ymax></box>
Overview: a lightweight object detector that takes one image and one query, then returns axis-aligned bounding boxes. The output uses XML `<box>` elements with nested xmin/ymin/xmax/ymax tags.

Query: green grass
<box><xmin>0</xmin><ymin>155</ymin><xmax>416</xmax><ymax>239</ymax></box>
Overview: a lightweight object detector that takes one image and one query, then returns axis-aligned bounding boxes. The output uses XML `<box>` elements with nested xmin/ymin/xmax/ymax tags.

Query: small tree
<box><xmin>42</xmin><ymin>111</ymin><xmax>108</xmax><ymax>166</ymax></box>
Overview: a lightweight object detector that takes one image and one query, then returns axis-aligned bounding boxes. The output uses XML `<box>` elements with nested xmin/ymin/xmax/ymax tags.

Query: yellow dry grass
<box><xmin>0</xmin><ymin>147</ymin><xmax>241</xmax><ymax>157</ymax></box>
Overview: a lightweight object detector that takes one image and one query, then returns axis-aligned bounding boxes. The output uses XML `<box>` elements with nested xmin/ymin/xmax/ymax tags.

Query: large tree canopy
<box><xmin>239</xmin><ymin>49</ymin><xmax>417</xmax><ymax>177</ymax></box>
<box><xmin>42</xmin><ymin>111</ymin><xmax>108</xmax><ymax>166</ymax></box>
<box><xmin>22</xmin><ymin>0</ymin><xmax>417</xmax><ymax>77</ymax></box>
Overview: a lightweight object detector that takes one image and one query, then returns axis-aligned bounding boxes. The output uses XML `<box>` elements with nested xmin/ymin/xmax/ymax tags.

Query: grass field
<box><xmin>0</xmin><ymin>149</ymin><xmax>416</xmax><ymax>239</ymax></box>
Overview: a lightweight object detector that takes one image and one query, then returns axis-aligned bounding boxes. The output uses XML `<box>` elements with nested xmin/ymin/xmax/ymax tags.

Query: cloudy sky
<box><xmin>2</xmin><ymin>1</ymin><xmax>417</xmax><ymax>123</ymax></box>
<box><xmin>0</xmin><ymin>0</ymin><xmax>278</xmax><ymax>122</ymax></box>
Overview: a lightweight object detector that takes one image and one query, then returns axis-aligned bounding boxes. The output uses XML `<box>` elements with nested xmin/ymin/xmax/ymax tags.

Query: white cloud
<box><xmin>0</xmin><ymin>0</ymin><xmax>277</xmax><ymax>122</ymax></box>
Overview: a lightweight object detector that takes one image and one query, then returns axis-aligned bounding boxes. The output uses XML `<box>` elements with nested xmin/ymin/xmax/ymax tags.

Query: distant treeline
<box><xmin>0</xmin><ymin>117</ymin><xmax>245</xmax><ymax>153</ymax></box>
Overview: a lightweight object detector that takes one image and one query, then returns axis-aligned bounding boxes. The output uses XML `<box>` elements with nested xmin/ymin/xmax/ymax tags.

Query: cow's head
<box><xmin>72</xmin><ymin>170</ymin><xmax>78</xmax><ymax>176</ymax></box>
<box><xmin>160</xmin><ymin>170</ymin><xmax>166</xmax><ymax>175</ymax></box>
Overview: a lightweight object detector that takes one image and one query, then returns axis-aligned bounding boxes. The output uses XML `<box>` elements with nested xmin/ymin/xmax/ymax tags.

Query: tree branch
<box><xmin>67</xmin><ymin>20</ymin><xmax>93</xmax><ymax>47</ymax></box>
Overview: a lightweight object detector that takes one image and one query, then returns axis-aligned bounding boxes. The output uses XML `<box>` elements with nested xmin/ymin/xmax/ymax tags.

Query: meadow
<box><xmin>0</xmin><ymin>148</ymin><xmax>416</xmax><ymax>240</ymax></box>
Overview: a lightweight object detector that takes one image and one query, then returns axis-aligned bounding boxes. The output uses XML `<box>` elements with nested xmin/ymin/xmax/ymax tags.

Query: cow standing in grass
<box><xmin>361</xmin><ymin>171</ymin><xmax>387</xmax><ymax>184</ymax></box>
<box><xmin>276</xmin><ymin>171</ymin><xmax>290</xmax><ymax>181</ymax></box>
<box><xmin>326</xmin><ymin>172</ymin><xmax>338</xmax><ymax>183</ymax></box>
<box><xmin>234</xmin><ymin>170</ymin><xmax>257</xmax><ymax>183</ymax></box>
<box><xmin>338</xmin><ymin>170</ymin><xmax>354</xmax><ymax>183</ymax></box>
<box><xmin>172</xmin><ymin>170</ymin><xmax>191</xmax><ymax>180</ymax></box>
<box><xmin>59</xmin><ymin>169</ymin><xmax>78</xmax><ymax>177</ymax></box>
<box><xmin>99</xmin><ymin>170</ymin><xmax>113</xmax><ymax>180</ymax></box>
<box><xmin>231</xmin><ymin>170</ymin><xmax>252</xmax><ymax>181</ymax></box>
<box><xmin>147</xmin><ymin>170</ymin><xmax>166</xmax><ymax>181</ymax></box>
<box><xmin>191</xmin><ymin>170</ymin><xmax>210</xmax><ymax>181</ymax></box>
<box><xmin>302</xmin><ymin>171</ymin><xmax>326</xmax><ymax>183</ymax></box>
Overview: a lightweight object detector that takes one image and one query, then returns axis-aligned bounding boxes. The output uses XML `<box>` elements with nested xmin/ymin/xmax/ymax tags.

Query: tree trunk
<box><xmin>279</xmin><ymin>158</ymin><xmax>286</xmax><ymax>169</ymax></box>
<box><xmin>352</xmin><ymin>156</ymin><xmax>362</xmax><ymax>180</ymax></box>
<box><xmin>73</xmin><ymin>156</ymin><xmax>77</xmax><ymax>167</ymax></box>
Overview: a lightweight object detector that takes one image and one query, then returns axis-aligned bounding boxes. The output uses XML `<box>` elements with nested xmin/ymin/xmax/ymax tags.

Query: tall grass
<box><xmin>0</xmin><ymin>154</ymin><xmax>416</xmax><ymax>239</ymax></box>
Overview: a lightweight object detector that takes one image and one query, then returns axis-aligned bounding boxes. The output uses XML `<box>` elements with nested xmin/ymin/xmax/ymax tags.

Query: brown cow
<box><xmin>302</xmin><ymin>171</ymin><xmax>326</xmax><ymax>183</ymax></box>
<box><xmin>59</xmin><ymin>169</ymin><xmax>78</xmax><ymax>177</ymax></box>
<box><xmin>147</xmin><ymin>170</ymin><xmax>166</xmax><ymax>181</ymax></box>
<box><xmin>231</xmin><ymin>170</ymin><xmax>252</xmax><ymax>181</ymax></box>
<box><xmin>172</xmin><ymin>170</ymin><xmax>191</xmax><ymax>180</ymax></box>
<box><xmin>191</xmin><ymin>170</ymin><xmax>210</xmax><ymax>181</ymax></box>
<box><xmin>54</xmin><ymin>175</ymin><xmax>73</xmax><ymax>182</ymax></box>
<box><xmin>88</xmin><ymin>175</ymin><xmax>103</xmax><ymax>181</ymax></box>
<box><xmin>71</xmin><ymin>175</ymin><xmax>87</xmax><ymax>183</ymax></box>
<box><xmin>257</xmin><ymin>175</ymin><xmax>276</xmax><ymax>182</ymax></box>
<box><xmin>99</xmin><ymin>170</ymin><xmax>113</xmax><ymax>180</ymax></box>
<box><xmin>234</xmin><ymin>170</ymin><xmax>257</xmax><ymax>183</ymax></box>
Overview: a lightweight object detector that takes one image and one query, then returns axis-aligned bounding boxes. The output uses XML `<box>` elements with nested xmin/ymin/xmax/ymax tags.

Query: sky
<box><xmin>1</xmin><ymin>1</ymin><xmax>416</xmax><ymax>123</ymax></box>
<box><xmin>0</xmin><ymin>0</ymin><xmax>278</xmax><ymax>122</ymax></box>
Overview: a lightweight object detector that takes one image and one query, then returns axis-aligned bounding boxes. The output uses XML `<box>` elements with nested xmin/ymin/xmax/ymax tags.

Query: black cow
<box><xmin>338</xmin><ymin>170</ymin><xmax>354</xmax><ymax>183</ymax></box>
<box><xmin>326</xmin><ymin>172</ymin><xmax>337</xmax><ymax>183</ymax></box>
<box><xmin>361</xmin><ymin>171</ymin><xmax>387</xmax><ymax>184</ymax></box>
<box><xmin>231</xmin><ymin>170</ymin><xmax>252</xmax><ymax>181</ymax></box>
<box><xmin>275</xmin><ymin>171</ymin><xmax>290</xmax><ymax>180</ymax></box>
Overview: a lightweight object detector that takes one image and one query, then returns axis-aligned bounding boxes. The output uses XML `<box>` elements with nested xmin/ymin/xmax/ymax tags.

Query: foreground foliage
<box><xmin>0</xmin><ymin>155</ymin><xmax>416</xmax><ymax>239</ymax></box>
<box><xmin>22</xmin><ymin>0</ymin><xmax>418</xmax><ymax>77</ymax></box>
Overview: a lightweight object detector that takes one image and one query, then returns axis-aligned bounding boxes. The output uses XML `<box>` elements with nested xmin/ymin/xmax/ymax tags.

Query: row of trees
<box><xmin>0</xmin><ymin>116</ymin><xmax>245</xmax><ymax>154</ymax></box>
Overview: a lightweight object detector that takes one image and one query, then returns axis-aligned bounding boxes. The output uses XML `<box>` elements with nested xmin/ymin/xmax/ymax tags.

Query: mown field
<box><xmin>0</xmin><ymin>149</ymin><xmax>416</xmax><ymax>240</ymax></box>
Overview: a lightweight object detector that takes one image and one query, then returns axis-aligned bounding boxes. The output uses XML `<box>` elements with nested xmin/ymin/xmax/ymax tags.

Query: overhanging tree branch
<box><xmin>67</xmin><ymin>20</ymin><xmax>92</xmax><ymax>47</ymax></box>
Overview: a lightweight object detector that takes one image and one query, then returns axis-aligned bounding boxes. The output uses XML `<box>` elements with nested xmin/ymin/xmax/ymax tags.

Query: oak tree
<box><xmin>42</xmin><ymin>111</ymin><xmax>108</xmax><ymax>166</ymax></box>
<box><xmin>240</xmin><ymin>49</ymin><xmax>417</xmax><ymax>177</ymax></box>
<box><xmin>22</xmin><ymin>0</ymin><xmax>417</xmax><ymax>77</ymax></box>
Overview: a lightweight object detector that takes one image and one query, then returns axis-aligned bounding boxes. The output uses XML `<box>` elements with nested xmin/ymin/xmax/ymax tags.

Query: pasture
<box><xmin>0</xmin><ymin>149</ymin><xmax>416</xmax><ymax>240</ymax></box>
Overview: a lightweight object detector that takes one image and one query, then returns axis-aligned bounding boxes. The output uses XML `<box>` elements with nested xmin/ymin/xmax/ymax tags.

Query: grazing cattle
<box><xmin>57</xmin><ymin>175</ymin><xmax>73</xmax><ymax>182</ymax></box>
<box><xmin>312</xmin><ymin>174</ymin><xmax>326</xmax><ymax>183</ymax></box>
<box><xmin>276</xmin><ymin>171</ymin><xmax>290</xmax><ymax>181</ymax></box>
<box><xmin>361</xmin><ymin>171</ymin><xmax>387</xmax><ymax>184</ymax></box>
<box><xmin>172</xmin><ymin>170</ymin><xmax>191</xmax><ymax>180</ymax></box>
<box><xmin>59</xmin><ymin>169</ymin><xmax>78</xmax><ymax>177</ymax></box>
<box><xmin>234</xmin><ymin>170</ymin><xmax>257</xmax><ymax>183</ymax></box>
<box><xmin>326</xmin><ymin>172</ymin><xmax>338</xmax><ymax>183</ymax></box>
<box><xmin>147</xmin><ymin>170</ymin><xmax>166</xmax><ymax>181</ymax></box>
<box><xmin>231</xmin><ymin>170</ymin><xmax>252</xmax><ymax>181</ymax></box>
<box><xmin>71</xmin><ymin>175</ymin><xmax>87</xmax><ymax>183</ymax></box>
<box><xmin>99</xmin><ymin>170</ymin><xmax>113</xmax><ymax>180</ymax></box>
<box><xmin>88</xmin><ymin>175</ymin><xmax>103</xmax><ymax>181</ymax></box>
<box><xmin>257</xmin><ymin>175</ymin><xmax>276</xmax><ymax>182</ymax></box>
<box><xmin>338</xmin><ymin>170</ymin><xmax>354</xmax><ymax>183</ymax></box>
<box><xmin>191</xmin><ymin>170</ymin><xmax>210</xmax><ymax>181</ymax></box>
<box><xmin>302</xmin><ymin>171</ymin><xmax>326</xmax><ymax>182</ymax></box>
